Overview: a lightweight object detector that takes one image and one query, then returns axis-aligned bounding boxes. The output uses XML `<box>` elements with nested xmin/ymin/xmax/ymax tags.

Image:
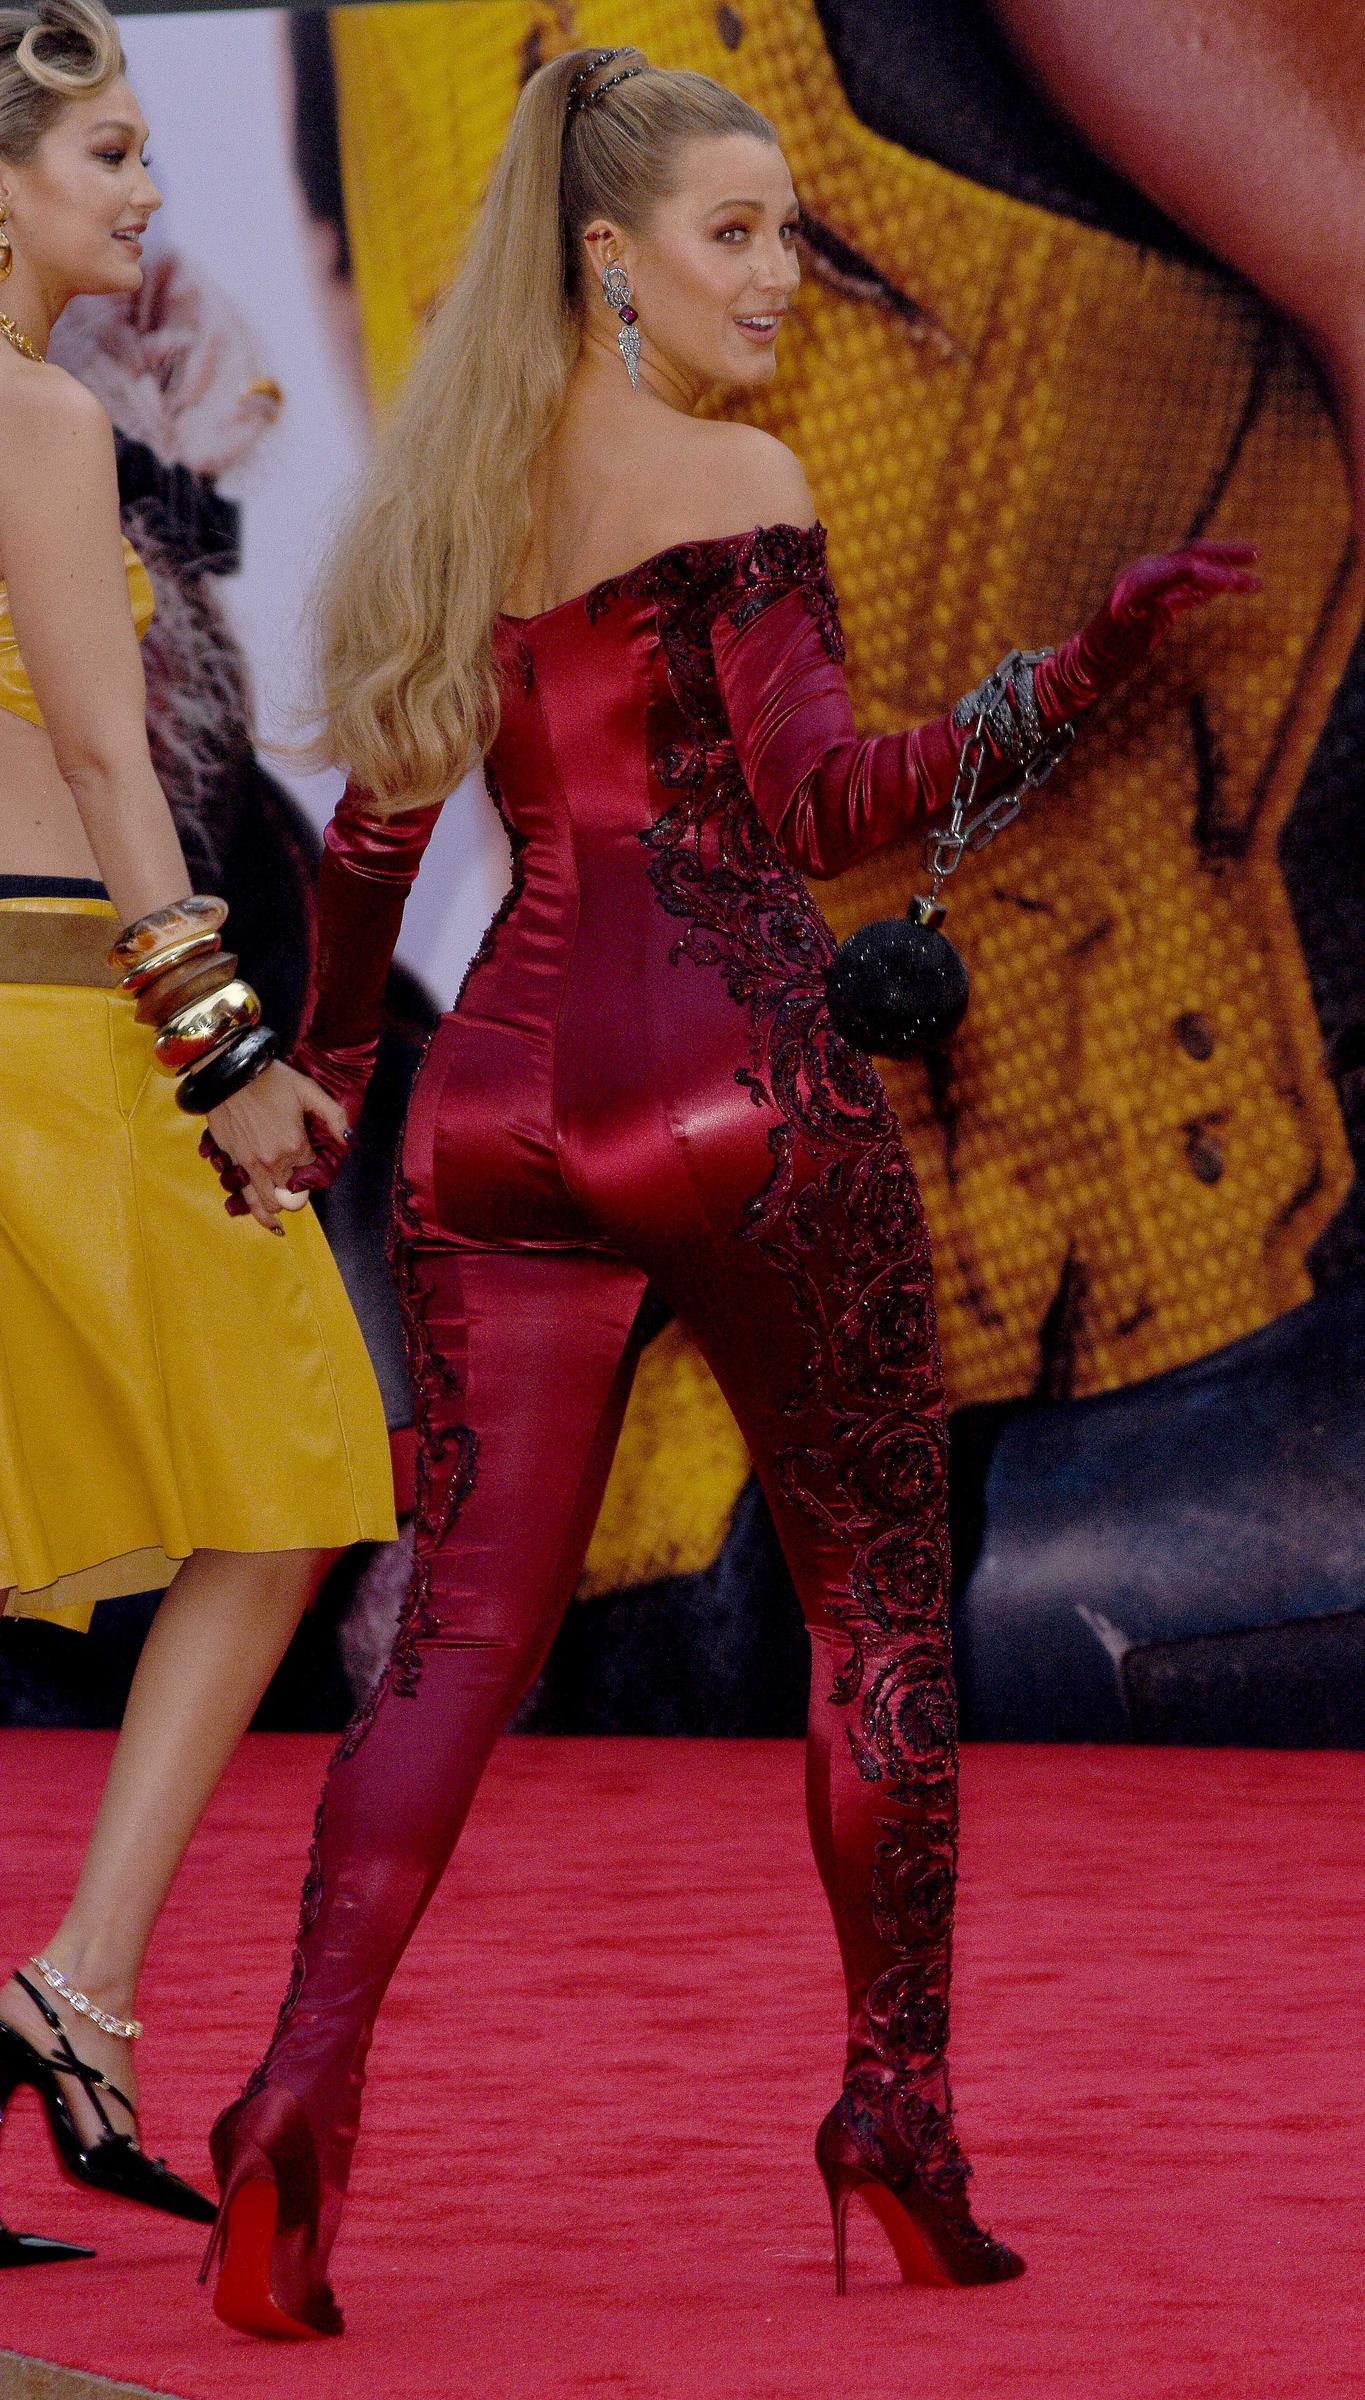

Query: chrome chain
<box><xmin>924</xmin><ymin>648</ymin><xmax>1076</xmax><ymax>904</ymax></box>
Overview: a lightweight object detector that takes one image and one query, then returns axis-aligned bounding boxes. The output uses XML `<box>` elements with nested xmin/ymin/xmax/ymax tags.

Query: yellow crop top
<box><xmin>0</xmin><ymin>536</ymin><xmax>155</xmax><ymax>730</ymax></box>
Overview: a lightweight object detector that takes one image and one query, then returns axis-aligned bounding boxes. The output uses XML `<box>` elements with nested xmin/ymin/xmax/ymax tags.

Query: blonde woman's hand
<box><xmin>201</xmin><ymin>1061</ymin><xmax>350</xmax><ymax>1231</ymax></box>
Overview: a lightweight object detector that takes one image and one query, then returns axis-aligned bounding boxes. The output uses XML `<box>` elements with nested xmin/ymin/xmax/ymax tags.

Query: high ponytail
<box><xmin>0</xmin><ymin>0</ymin><xmax>123</xmax><ymax>161</ymax></box>
<box><xmin>308</xmin><ymin>46</ymin><xmax>775</xmax><ymax>814</ymax></box>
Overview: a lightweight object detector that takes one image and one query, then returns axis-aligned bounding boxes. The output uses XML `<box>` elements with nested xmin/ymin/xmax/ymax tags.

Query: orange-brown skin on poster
<box><xmin>989</xmin><ymin>0</ymin><xmax>1365</xmax><ymax>520</ymax></box>
<box><xmin>322</xmin><ymin>0</ymin><xmax>1360</xmax><ymax>1596</ymax></box>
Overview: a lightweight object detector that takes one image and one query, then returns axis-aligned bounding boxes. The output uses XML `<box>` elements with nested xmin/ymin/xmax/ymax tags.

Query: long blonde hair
<box><xmin>0</xmin><ymin>0</ymin><xmax>123</xmax><ymax>160</ymax></box>
<box><xmin>310</xmin><ymin>46</ymin><xmax>776</xmax><ymax>813</ymax></box>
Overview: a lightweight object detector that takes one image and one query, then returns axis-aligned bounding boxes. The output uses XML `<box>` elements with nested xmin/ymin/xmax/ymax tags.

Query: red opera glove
<box><xmin>711</xmin><ymin>538</ymin><xmax>1259</xmax><ymax>880</ymax></box>
<box><xmin>1033</xmin><ymin>542</ymin><xmax>1260</xmax><ymax>719</ymax></box>
<box><xmin>286</xmin><ymin>778</ymin><xmax>443</xmax><ymax>1193</ymax></box>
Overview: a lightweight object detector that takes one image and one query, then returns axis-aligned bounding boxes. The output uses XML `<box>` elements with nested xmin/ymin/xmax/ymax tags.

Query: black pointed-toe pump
<box><xmin>0</xmin><ymin>2218</ymin><xmax>94</xmax><ymax>2267</ymax></box>
<box><xmin>0</xmin><ymin>1963</ymin><xmax>215</xmax><ymax>2231</ymax></box>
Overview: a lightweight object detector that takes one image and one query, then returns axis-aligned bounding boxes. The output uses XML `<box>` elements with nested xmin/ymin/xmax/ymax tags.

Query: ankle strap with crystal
<box><xmin>30</xmin><ymin>1956</ymin><xmax>143</xmax><ymax>2040</ymax></box>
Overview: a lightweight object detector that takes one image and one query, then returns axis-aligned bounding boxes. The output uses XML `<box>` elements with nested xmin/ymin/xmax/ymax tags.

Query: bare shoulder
<box><xmin>683</xmin><ymin>420</ymin><xmax>819</xmax><ymax>536</ymax></box>
<box><xmin>0</xmin><ymin>362</ymin><xmax>114</xmax><ymax>504</ymax></box>
<box><xmin>2</xmin><ymin>358</ymin><xmax>108</xmax><ymax>437</ymax></box>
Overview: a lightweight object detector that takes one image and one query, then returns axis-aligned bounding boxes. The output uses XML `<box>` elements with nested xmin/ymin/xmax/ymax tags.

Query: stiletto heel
<box><xmin>819</xmin><ymin>2119</ymin><xmax>939</xmax><ymax>2295</ymax></box>
<box><xmin>202</xmin><ymin>2175</ymin><xmax>323</xmax><ymax>2341</ymax></box>
<box><xmin>0</xmin><ymin>2030</ymin><xmax>93</xmax><ymax>2263</ymax></box>
<box><xmin>0</xmin><ymin>1969</ymin><xmax>214</xmax><ymax>2224</ymax></box>
<box><xmin>819</xmin><ymin>2144</ymin><xmax>856</xmax><ymax>2297</ymax></box>
<box><xmin>816</xmin><ymin>2098</ymin><xmax>1025</xmax><ymax>2293</ymax></box>
<box><xmin>202</xmin><ymin>2086</ymin><xmax>343</xmax><ymax>2339</ymax></box>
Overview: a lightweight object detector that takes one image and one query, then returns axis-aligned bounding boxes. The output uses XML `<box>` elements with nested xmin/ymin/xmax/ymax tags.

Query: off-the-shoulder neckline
<box><xmin>494</xmin><ymin>518</ymin><xmax>827</xmax><ymax>627</ymax></box>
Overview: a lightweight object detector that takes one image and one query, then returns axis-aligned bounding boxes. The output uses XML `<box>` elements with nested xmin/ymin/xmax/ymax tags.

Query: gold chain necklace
<box><xmin>0</xmin><ymin>311</ymin><xmax>45</xmax><ymax>362</ymax></box>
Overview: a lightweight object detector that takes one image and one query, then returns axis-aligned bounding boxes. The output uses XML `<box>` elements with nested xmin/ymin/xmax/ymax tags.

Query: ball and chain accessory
<box><xmin>824</xmin><ymin>652</ymin><xmax>1075</xmax><ymax>1058</ymax></box>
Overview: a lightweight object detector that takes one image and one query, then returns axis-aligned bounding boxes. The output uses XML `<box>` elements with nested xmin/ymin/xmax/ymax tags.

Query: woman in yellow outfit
<box><xmin>0</xmin><ymin>0</ymin><xmax>394</xmax><ymax>2261</ymax></box>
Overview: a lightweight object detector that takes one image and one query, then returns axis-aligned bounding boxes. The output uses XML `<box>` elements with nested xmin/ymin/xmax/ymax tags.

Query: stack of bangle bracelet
<box><xmin>107</xmin><ymin>895</ymin><xmax>280</xmax><ymax>1113</ymax></box>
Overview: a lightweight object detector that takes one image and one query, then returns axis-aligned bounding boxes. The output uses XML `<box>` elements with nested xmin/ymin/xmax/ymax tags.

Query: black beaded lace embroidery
<box><xmin>592</xmin><ymin>521</ymin><xmax>967</xmax><ymax>2185</ymax></box>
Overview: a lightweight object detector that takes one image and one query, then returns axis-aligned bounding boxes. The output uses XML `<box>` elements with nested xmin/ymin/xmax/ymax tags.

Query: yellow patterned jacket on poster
<box><xmin>326</xmin><ymin>0</ymin><xmax>1359</xmax><ymax>1594</ymax></box>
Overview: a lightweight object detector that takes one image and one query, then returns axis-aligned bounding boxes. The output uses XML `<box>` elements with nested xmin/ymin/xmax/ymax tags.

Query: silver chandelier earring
<box><xmin>602</xmin><ymin>261</ymin><xmax>640</xmax><ymax>390</ymax></box>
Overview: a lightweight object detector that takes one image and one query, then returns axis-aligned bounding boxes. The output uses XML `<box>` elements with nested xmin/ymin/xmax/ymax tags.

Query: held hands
<box><xmin>196</xmin><ymin>781</ymin><xmax>442</xmax><ymax>1225</ymax></box>
<box><xmin>199</xmin><ymin>1059</ymin><xmax>351</xmax><ymax>1232</ymax></box>
<box><xmin>212</xmin><ymin>781</ymin><xmax>446</xmax><ymax>1219</ymax></box>
<box><xmin>274</xmin><ymin>1034</ymin><xmax>372</xmax><ymax>1196</ymax></box>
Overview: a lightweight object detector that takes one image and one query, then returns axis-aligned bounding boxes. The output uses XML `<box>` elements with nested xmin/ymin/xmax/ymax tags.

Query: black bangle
<box><xmin>175</xmin><ymin>1023</ymin><xmax>279</xmax><ymax>1114</ymax></box>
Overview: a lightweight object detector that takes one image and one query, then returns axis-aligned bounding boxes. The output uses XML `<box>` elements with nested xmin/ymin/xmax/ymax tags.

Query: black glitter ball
<box><xmin>825</xmin><ymin>914</ymin><xmax>971</xmax><ymax>1058</ymax></box>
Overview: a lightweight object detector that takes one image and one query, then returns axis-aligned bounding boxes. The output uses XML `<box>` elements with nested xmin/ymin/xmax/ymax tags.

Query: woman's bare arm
<box><xmin>0</xmin><ymin>366</ymin><xmax>354</xmax><ymax>1232</ymax></box>
<box><xmin>0</xmin><ymin>364</ymin><xmax>189</xmax><ymax>921</ymax></box>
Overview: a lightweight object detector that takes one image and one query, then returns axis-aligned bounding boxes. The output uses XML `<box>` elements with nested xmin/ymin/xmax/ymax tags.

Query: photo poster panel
<box><xmin>92</xmin><ymin>3</ymin><xmax>1363</xmax><ymax>1700</ymax></box>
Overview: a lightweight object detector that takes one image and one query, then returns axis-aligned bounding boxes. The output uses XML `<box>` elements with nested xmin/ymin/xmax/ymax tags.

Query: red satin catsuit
<box><xmin>217</xmin><ymin>520</ymin><xmax>1254</xmax><ymax>2314</ymax></box>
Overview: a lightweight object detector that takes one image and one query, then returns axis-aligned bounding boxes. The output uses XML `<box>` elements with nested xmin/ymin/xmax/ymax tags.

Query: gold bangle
<box><xmin>152</xmin><ymin>978</ymin><xmax>261</xmax><ymax>1075</ymax></box>
<box><xmin>108</xmin><ymin>894</ymin><xmax>228</xmax><ymax>978</ymax></box>
<box><xmin>119</xmin><ymin>929</ymin><xmax>222</xmax><ymax>996</ymax></box>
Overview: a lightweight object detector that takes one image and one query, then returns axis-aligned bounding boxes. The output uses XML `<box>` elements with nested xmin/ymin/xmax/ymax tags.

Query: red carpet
<box><xmin>0</xmin><ymin>1734</ymin><xmax>1360</xmax><ymax>2398</ymax></box>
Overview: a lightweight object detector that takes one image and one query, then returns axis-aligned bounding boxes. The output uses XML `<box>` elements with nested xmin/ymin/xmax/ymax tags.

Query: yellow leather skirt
<box><xmin>0</xmin><ymin>892</ymin><xmax>397</xmax><ymax>1631</ymax></box>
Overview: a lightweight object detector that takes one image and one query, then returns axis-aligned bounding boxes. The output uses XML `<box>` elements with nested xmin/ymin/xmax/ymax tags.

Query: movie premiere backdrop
<box><xmin>9</xmin><ymin>0</ymin><xmax>1365</xmax><ymax>1744</ymax></box>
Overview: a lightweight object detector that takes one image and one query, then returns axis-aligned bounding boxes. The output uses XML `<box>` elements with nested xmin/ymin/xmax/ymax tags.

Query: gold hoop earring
<box><xmin>0</xmin><ymin>210</ymin><xmax>13</xmax><ymax>282</ymax></box>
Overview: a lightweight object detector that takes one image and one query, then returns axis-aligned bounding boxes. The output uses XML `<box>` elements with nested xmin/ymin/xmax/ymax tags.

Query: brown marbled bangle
<box><xmin>133</xmin><ymin>948</ymin><xmax>239</xmax><ymax>1028</ymax></box>
<box><xmin>108</xmin><ymin>893</ymin><xmax>228</xmax><ymax>979</ymax></box>
<box><xmin>119</xmin><ymin>928</ymin><xmax>222</xmax><ymax>995</ymax></box>
<box><xmin>152</xmin><ymin>978</ymin><xmax>261</xmax><ymax>1075</ymax></box>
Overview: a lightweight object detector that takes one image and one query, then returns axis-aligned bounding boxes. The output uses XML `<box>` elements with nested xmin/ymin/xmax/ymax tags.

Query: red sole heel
<box><xmin>826</xmin><ymin>2170</ymin><xmax>956</xmax><ymax>2294</ymax></box>
<box><xmin>210</xmin><ymin>2178</ymin><xmax>326</xmax><ymax>2341</ymax></box>
<box><xmin>817</xmin><ymin>2104</ymin><xmax>1025</xmax><ymax>2293</ymax></box>
<box><xmin>855</xmin><ymin>2180</ymin><xmax>959</xmax><ymax>2289</ymax></box>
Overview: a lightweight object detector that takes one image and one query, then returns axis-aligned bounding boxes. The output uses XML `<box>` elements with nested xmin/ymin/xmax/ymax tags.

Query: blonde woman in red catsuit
<box><xmin>200</xmin><ymin>45</ymin><xmax>1257</xmax><ymax>2337</ymax></box>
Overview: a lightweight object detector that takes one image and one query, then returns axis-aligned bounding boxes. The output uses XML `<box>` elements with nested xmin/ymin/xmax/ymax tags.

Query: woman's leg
<box><xmin>220</xmin><ymin>1231</ymin><xmax>648</xmax><ymax>2306</ymax></box>
<box><xmin>634</xmin><ymin>1121</ymin><xmax>984</xmax><ymax>2225</ymax></box>
<box><xmin>1</xmin><ymin>1546</ymin><xmax>316</xmax><ymax>2138</ymax></box>
<box><xmin>650</xmin><ymin>1165</ymin><xmax>1019</xmax><ymax>2272</ymax></box>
